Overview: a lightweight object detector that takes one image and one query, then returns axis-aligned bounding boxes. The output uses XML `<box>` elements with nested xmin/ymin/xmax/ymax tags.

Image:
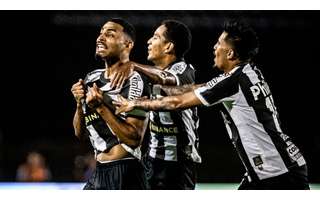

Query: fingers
<box><xmin>116</xmin><ymin>74</ymin><xmax>125</xmax><ymax>89</ymax></box>
<box><xmin>110</xmin><ymin>72</ymin><xmax>126</xmax><ymax>89</ymax></box>
<box><xmin>117</xmin><ymin>94</ymin><xmax>124</xmax><ymax>101</ymax></box>
<box><xmin>86</xmin><ymin>83</ymin><xmax>103</xmax><ymax>108</ymax></box>
<box><xmin>115</xmin><ymin>107</ymin><xmax>124</xmax><ymax>115</ymax></box>
<box><xmin>71</xmin><ymin>79</ymin><xmax>86</xmax><ymax>103</ymax></box>
<box><xmin>110</xmin><ymin>72</ymin><xmax>121</xmax><ymax>89</ymax></box>
<box><xmin>87</xmin><ymin>84</ymin><xmax>99</xmax><ymax>98</ymax></box>
<box><xmin>113</xmin><ymin>95</ymin><xmax>126</xmax><ymax>115</ymax></box>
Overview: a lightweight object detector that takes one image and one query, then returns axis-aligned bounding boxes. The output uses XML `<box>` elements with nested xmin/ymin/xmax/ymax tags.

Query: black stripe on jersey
<box><xmin>192</xmin><ymin>107</ymin><xmax>200</xmax><ymax>150</ymax></box>
<box><xmin>155</xmin><ymin>133</ymin><xmax>165</xmax><ymax>160</ymax></box>
<box><xmin>201</xmin><ymin>72</ymin><xmax>239</xmax><ymax>105</ymax></box>
<box><xmin>126</xmin><ymin>108</ymin><xmax>148</xmax><ymax>119</ymax></box>
<box><xmin>89</xmin><ymin>113</ymin><xmax>120</xmax><ymax>150</ymax></box>
<box><xmin>175</xmin><ymin>64</ymin><xmax>196</xmax><ymax>85</ymax></box>
<box><xmin>220</xmin><ymin>108</ymin><xmax>260</xmax><ymax>182</ymax></box>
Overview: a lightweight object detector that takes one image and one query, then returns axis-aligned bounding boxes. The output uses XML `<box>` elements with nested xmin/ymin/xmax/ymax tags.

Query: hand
<box><xmin>71</xmin><ymin>79</ymin><xmax>85</xmax><ymax>104</ymax></box>
<box><xmin>86</xmin><ymin>83</ymin><xmax>104</xmax><ymax>109</ymax></box>
<box><xmin>113</xmin><ymin>95</ymin><xmax>136</xmax><ymax>115</ymax></box>
<box><xmin>110</xmin><ymin>61</ymin><xmax>134</xmax><ymax>89</ymax></box>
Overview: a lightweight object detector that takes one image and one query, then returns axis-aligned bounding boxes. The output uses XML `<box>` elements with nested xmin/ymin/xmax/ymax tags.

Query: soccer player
<box><xmin>71</xmin><ymin>18</ymin><xmax>150</xmax><ymax>189</ymax></box>
<box><xmin>114</xmin><ymin>20</ymin><xmax>310</xmax><ymax>189</ymax></box>
<box><xmin>111</xmin><ymin>20</ymin><xmax>201</xmax><ymax>189</ymax></box>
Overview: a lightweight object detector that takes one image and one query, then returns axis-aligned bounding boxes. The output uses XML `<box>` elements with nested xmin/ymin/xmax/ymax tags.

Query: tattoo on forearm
<box><xmin>134</xmin><ymin>64</ymin><xmax>176</xmax><ymax>85</ymax></box>
<box><xmin>162</xmin><ymin>84</ymin><xmax>204</xmax><ymax>96</ymax></box>
<box><xmin>135</xmin><ymin>97</ymin><xmax>177</xmax><ymax>111</ymax></box>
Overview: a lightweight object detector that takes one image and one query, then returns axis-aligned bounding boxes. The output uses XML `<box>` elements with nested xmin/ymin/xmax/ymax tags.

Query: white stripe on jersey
<box><xmin>149</xmin><ymin>132</ymin><xmax>178</xmax><ymax>161</ymax></box>
<box><xmin>128</xmin><ymin>72</ymin><xmax>144</xmax><ymax>100</ymax></box>
<box><xmin>87</xmin><ymin>125</ymin><xmax>107</xmax><ymax>152</ymax></box>
<box><xmin>181</xmin><ymin>108</ymin><xmax>201</xmax><ymax>163</ymax></box>
<box><xmin>194</xmin><ymin>87</ymin><xmax>211</xmax><ymax>106</ymax></box>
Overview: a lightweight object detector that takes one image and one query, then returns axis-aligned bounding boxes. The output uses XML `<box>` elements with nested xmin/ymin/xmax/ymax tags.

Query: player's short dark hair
<box><xmin>161</xmin><ymin>20</ymin><xmax>192</xmax><ymax>59</ymax></box>
<box><xmin>109</xmin><ymin>18</ymin><xmax>136</xmax><ymax>42</ymax></box>
<box><xmin>223</xmin><ymin>20</ymin><xmax>259</xmax><ymax>61</ymax></box>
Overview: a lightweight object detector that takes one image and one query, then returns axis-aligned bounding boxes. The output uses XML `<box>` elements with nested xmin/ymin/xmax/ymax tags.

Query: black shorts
<box><xmin>142</xmin><ymin>154</ymin><xmax>198</xmax><ymax>190</ymax></box>
<box><xmin>83</xmin><ymin>158</ymin><xmax>149</xmax><ymax>190</ymax></box>
<box><xmin>238</xmin><ymin>165</ymin><xmax>310</xmax><ymax>190</ymax></box>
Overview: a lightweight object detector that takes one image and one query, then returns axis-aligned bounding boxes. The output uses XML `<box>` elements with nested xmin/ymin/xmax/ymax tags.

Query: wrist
<box><xmin>88</xmin><ymin>100</ymin><xmax>103</xmax><ymax>110</ymax></box>
<box><xmin>132</xmin><ymin>99</ymin><xmax>140</xmax><ymax>109</ymax></box>
<box><xmin>95</xmin><ymin>103</ymin><xmax>108</xmax><ymax>114</ymax></box>
<box><xmin>76</xmin><ymin>102</ymin><xmax>82</xmax><ymax>109</ymax></box>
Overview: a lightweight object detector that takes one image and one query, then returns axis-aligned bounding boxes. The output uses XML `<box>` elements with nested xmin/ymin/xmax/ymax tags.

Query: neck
<box><xmin>154</xmin><ymin>55</ymin><xmax>177</xmax><ymax>70</ymax></box>
<box><xmin>223</xmin><ymin>60</ymin><xmax>242</xmax><ymax>73</ymax></box>
<box><xmin>104</xmin><ymin>54</ymin><xmax>130</xmax><ymax>78</ymax></box>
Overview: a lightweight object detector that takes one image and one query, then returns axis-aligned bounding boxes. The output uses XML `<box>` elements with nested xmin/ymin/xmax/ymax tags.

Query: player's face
<box><xmin>96</xmin><ymin>22</ymin><xmax>127</xmax><ymax>59</ymax></box>
<box><xmin>147</xmin><ymin>25</ymin><xmax>170</xmax><ymax>64</ymax></box>
<box><xmin>213</xmin><ymin>31</ymin><xmax>233</xmax><ymax>71</ymax></box>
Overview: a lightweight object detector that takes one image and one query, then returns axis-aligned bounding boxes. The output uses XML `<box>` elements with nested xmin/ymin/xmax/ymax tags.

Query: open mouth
<box><xmin>96</xmin><ymin>43</ymin><xmax>107</xmax><ymax>50</ymax></box>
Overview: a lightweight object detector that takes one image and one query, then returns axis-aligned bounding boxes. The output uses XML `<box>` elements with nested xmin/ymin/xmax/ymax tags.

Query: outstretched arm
<box><xmin>133</xmin><ymin>62</ymin><xmax>177</xmax><ymax>85</ymax></box>
<box><xmin>114</xmin><ymin>91</ymin><xmax>202</xmax><ymax>115</ymax></box>
<box><xmin>109</xmin><ymin>62</ymin><xmax>178</xmax><ymax>88</ymax></box>
<box><xmin>86</xmin><ymin>83</ymin><xmax>147</xmax><ymax>148</ymax></box>
<box><xmin>160</xmin><ymin>83</ymin><xmax>205</xmax><ymax>96</ymax></box>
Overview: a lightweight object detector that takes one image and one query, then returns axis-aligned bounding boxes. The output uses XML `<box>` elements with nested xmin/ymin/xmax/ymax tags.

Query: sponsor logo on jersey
<box><xmin>287</xmin><ymin>143</ymin><xmax>302</xmax><ymax>161</ymax></box>
<box><xmin>85</xmin><ymin>112</ymin><xmax>100</xmax><ymax>125</ymax></box>
<box><xmin>128</xmin><ymin>75</ymin><xmax>143</xmax><ymax>100</ymax></box>
<box><xmin>253</xmin><ymin>155</ymin><xmax>264</xmax><ymax>170</ymax></box>
<box><xmin>149</xmin><ymin>122</ymin><xmax>178</xmax><ymax>134</ymax></box>
<box><xmin>206</xmin><ymin>74</ymin><xmax>230</xmax><ymax>88</ymax></box>
<box><xmin>170</xmin><ymin>62</ymin><xmax>187</xmax><ymax>74</ymax></box>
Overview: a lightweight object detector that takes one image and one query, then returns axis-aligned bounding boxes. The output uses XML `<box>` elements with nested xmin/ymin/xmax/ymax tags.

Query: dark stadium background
<box><xmin>0</xmin><ymin>11</ymin><xmax>319</xmax><ymax>184</ymax></box>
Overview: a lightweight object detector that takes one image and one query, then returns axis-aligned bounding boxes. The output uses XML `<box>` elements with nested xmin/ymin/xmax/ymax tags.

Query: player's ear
<box><xmin>165</xmin><ymin>42</ymin><xmax>174</xmax><ymax>54</ymax></box>
<box><xmin>125</xmin><ymin>39</ymin><xmax>134</xmax><ymax>50</ymax></box>
<box><xmin>227</xmin><ymin>49</ymin><xmax>235</xmax><ymax>60</ymax></box>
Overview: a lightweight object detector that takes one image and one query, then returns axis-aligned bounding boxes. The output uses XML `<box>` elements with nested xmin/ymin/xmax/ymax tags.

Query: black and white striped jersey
<box><xmin>82</xmin><ymin>68</ymin><xmax>150</xmax><ymax>161</ymax></box>
<box><xmin>148</xmin><ymin>61</ymin><xmax>201</xmax><ymax>163</ymax></box>
<box><xmin>194</xmin><ymin>63</ymin><xmax>306</xmax><ymax>181</ymax></box>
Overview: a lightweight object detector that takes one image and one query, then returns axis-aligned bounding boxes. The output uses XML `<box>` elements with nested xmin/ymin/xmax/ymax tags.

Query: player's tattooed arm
<box><xmin>114</xmin><ymin>91</ymin><xmax>202</xmax><ymax>114</ymax></box>
<box><xmin>133</xmin><ymin>62</ymin><xmax>177</xmax><ymax>85</ymax></box>
<box><xmin>109</xmin><ymin>61</ymin><xmax>177</xmax><ymax>89</ymax></box>
<box><xmin>160</xmin><ymin>83</ymin><xmax>205</xmax><ymax>96</ymax></box>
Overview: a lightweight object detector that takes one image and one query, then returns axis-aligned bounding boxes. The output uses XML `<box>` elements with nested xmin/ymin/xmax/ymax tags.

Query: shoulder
<box><xmin>167</xmin><ymin>61</ymin><xmax>194</xmax><ymax>75</ymax></box>
<box><xmin>84</xmin><ymin>68</ymin><xmax>104</xmax><ymax>84</ymax></box>
<box><xmin>126</xmin><ymin>71</ymin><xmax>149</xmax><ymax>100</ymax></box>
<box><xmin>129</xmin><ymin>71</ymin><xmax>151</xmax><ymax>85</ymax></box>
<box><xmin>129</xmin><ymin>71</ymin><xmax>143</xmax><ymax>82</ymax></box>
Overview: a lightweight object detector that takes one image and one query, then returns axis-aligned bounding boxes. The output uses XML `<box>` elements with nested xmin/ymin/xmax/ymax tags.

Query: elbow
<box><xmin>120</xmin><ymin>130</ymin><xmax>141</xmax><ymax>148</ymax></box>
<box><xmin>127</xmin><ymin>139</ymin><xmax>140</xmax><ymax>149</ymax></box>
<box><xmin>74</xmin><ymin>130</ymin><xmax>83</xmax><ymax>140</ymax></box>
<box><xmin>161</xmin><ymin>78</ymin><xmax>176</xmax><ymax>86</ymax></box>
<box><xmin>123</xmin><ymin>135</ymin><xmax>141</xmax><ymax>148</ymax></box>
